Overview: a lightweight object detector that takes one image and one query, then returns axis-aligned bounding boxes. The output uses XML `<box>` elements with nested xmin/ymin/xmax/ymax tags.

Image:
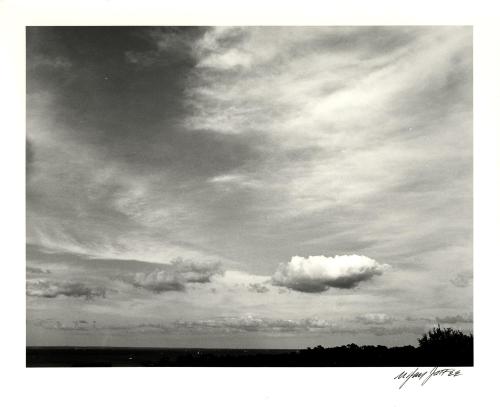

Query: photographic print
<box><xmin>26</xmin><ymin>26</ymin><xmax>473</xmax><ymax>367</ymax></box>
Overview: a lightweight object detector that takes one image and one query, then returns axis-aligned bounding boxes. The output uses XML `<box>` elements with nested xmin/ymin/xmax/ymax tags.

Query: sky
<box><xmin>26</xmin><ymin>26</ymin><xmax>472</xmax><ymax>348</ymax></box>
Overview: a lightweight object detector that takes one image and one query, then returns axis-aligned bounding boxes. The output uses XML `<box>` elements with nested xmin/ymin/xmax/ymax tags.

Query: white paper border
<box><xmin>1</xmin><ymin>0</ymin><xmax>499</xmax><ymax>405</ymax></box>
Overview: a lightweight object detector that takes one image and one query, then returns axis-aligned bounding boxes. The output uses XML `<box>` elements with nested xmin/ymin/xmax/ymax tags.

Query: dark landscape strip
<box><xmin>26</xmin><ymin>346</ymin><xmax>473</xmax><ymax>368</ymax></box>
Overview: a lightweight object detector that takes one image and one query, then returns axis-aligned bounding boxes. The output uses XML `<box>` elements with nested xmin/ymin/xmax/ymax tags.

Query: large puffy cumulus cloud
<box><xmin>271</xmin><ymin>255</ymin><xmax>388</xmax><ymax>293</ymax></box>
<box><xmin>130</xmin><ymin>258</ymin><xmax>223</xmax><ymax>293</ymax></box>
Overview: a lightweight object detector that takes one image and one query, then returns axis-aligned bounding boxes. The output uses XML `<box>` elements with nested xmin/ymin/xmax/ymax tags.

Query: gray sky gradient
<box><xmin>27</xmin><ymin>26</ymin><xmax>472</xmax><ymax>348</ymax></box>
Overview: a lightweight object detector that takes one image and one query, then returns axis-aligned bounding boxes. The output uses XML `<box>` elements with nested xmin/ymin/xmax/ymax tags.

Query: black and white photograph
<box><xmin>3</xmin><ymin>0</ymin><xmax>500</xmax><ymax>406</ymax></box>
<box><xmin>25</xmin><ymin>25</ymin><xmax>474</xmax><ymax>367</ymax></box>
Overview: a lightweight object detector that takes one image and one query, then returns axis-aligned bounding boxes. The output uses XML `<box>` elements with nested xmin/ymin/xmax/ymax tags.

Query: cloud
<box><xmin>26</xmin><ymin>245</ymin><xmax>224</xmax><ymax>294</ymax></box>
<box><xmin>208</xmin><ymin>173</ymin><xmax>262</xmax><ymax>190</ymax></box>
<box><xmin>105</xmin><ymin>323</ymin><xmax>173</xmax><ymax>334</ymax></box>
<box><xmin>132</xmin><ymin>271</ymin><xmax>185</xmax><ymax>292</ymax></box>
<box><xmin>125</xmin><ymin>27</ymin><xmax>204</xmax><ymax>67</ymax></box>
<box><xmin>367</xmin><ymin>325</ymin><xmax>429</xmax><ymax>337</ymax></box>
<box><xmin>29</xmin><ymin>313</ymin><xmax>437</xmax><ymax>339</ymax></box>
<box><xmin>26</xmin><ymin>138</ymin><xmax>35</xmax><ymax>179</ymax></box>
<box><xmin>26</xmin><ymin>279</ymin><xmax>106</xmax><ymax>300</ymax></box>
<box><xmin>26</xmin><ymin>266</ymin><xmax>51</xmax><ymax>274</ymax></box>
<box><xmin>356</xmin><ymin>313</ymin><xmax>395</xmax><ymax>325</ymax></box>
<box><xmin>125</xmin><ymin>50</ymin><xmax>159</xmax><ymax>67</ymax></box>
<box><xmin>30</xmin><ymin>316</ymin><xmax>336</xmax><ymax>334</ymax></box>
<box><xmin>173</xmin><ymin>316</ymin><xmax>429</xmax><ymax>337</ymax></box>
<box><xmin>405</xmin><ymin>316</ymin><xmax>435</xmax><ymax>323</ymax></box>
<box><xmin>29</xmin><ymin>55</ymin><xmax>72</xmax><ymax>70</ymax></box>
<box><xmin>174</xmin><ymin>315</ymin><xmax>337</xmax><ymax>333</ymax></box>
<box><xmin>26</xmin><ymin>28</ymin><xmax>472</xmax><ymax>347</ymax></box>
<box><xmin>271</xmin><ymin>255</ymin><xmax>388</xmax><ymax>292</ymax></box>
<box><xmin>450</xmin><ymin>271</ymin><xmax>473</xmax><ymax>288</ymax></box>
<box><xmin>436</xmin><ymin>313</ymin><xmax>473</xmax><ymax>324</ymax></box>
<box><xmin>129</xmin><ymin>258</ymin><xmax>223</xmax><ymax>293</ymax></box>
<box><xmin>30</xmin><ymin>318</ymin><xmax>173</xmax><ymax>333</ymax></box>
<box><xmin>31</xmin><ymin>319</ymin><xmax>64</xmax><ymax>330</ymax></box>
<box><xmin>248</xmin><ymin>283</ymin><xmax>270</xmax><ymax>293</ymax></box>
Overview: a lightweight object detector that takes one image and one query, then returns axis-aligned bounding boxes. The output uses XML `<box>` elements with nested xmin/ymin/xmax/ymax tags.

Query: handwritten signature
<box><xmin>394</xmin><ymin>367</ymin><xmax>462</xmax><ymax>389</ymax></box>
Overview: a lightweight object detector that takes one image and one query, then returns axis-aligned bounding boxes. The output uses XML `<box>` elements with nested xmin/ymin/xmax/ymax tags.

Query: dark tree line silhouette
<box><xmin>26</xmin><ymin>326</ymin><xmax>473</xmax><ymax>367</ymax></box>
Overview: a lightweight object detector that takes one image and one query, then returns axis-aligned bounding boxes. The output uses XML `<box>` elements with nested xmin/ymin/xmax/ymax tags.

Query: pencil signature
<box><xmin>394</xmin><ymin>367</ymin><xmax>462</xmax><ymax>389</ymax></box>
